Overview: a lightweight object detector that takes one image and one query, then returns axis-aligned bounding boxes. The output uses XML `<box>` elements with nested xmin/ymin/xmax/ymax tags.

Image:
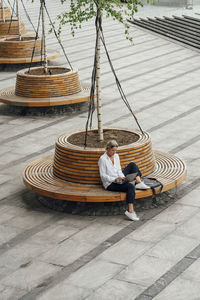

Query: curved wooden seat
<box><xmin>23</xmin><ymin>150</ymin><xmax>187</xmax><ymax>202</ymax></box>
<box><xmin>0</xmin><ymin>82</ymin><xmax>91</xmax><ymax>107</ymax></box>
<box><xmin>0</xmin><ymin>49</ymin><xmax>61</xmax><ymax>64</ymax></box>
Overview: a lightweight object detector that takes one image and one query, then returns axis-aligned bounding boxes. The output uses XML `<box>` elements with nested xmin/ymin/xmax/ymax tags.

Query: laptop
<box><xmin>125</xmin><ymin>172</ymin><xmax>137</xmax><ymax>182</ymax></box>
<box><xmin>116</xmin><ymin>173</ymin><xmax>137</xmax><ymax>184</ymax></box>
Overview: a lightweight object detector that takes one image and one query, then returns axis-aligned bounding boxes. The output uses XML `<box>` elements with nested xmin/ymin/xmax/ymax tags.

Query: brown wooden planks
<box><xmin>0</xmin><ymin>81</ymin><xmax>90</xmax><ymax>106</ymax></box>
<box><xmin>23</xmin><ymin>150</ymin><xmax>187</xmax><ymax>202</ymax></box>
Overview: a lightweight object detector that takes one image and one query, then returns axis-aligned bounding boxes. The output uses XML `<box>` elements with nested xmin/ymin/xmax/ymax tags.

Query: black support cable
<box><xmin>28</xmin><ymin>4</ymin><xmax>42</xmax><ymax>73</ymax></box>
<box><xmin>20</xmin><ymin>0</ymin><xmax>36</xmax><ymax>33</ymax></box>
<box><xmin>7</xmin><ymin>0</ymin><xmax>16</xmax><ymax>34</ymax></box>
<box><xmin>84</xmin><ymin>14</ymin><xmax>99</xmax><ymax>147</ymax></box>
<box><xmin>6</xmin><ymin>0</ymin><xmax>16</xmax><ymax>15</ymax></box>
<box><xmin>99</xmin><ymin>20</ymin><xmax>144</xmax><ymax>134</ymax></box>
<box><xmin>84</xmin><ymin>13</ymin><xmax>144</xmax><ymax>147</ymax></box>
<box><xmin>43</xmin><ymin>3</ymin><xmax>73</xmax><ymax>70</ymax></box>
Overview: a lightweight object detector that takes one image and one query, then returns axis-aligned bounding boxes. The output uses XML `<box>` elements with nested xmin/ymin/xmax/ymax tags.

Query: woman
<box><xmin>98</xmin><ymin>140</ymin><xmax>150</xmax><ymax>221</ymax></box>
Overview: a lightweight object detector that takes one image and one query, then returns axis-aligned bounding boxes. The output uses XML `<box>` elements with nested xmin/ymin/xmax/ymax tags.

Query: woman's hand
<box><xmin>115</xmin><ymin>177</ymin><xmax>125</xmax><ymax>182</ymax></box>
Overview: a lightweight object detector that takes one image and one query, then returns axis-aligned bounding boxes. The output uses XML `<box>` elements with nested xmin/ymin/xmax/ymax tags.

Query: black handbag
<box><xmin>142</xmin><ymin>177</ymin><xmax>163</xmax><ymax>204</ymax></box>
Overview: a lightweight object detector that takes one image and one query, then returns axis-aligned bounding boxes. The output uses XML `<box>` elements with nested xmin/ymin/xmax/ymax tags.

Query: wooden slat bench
<box><xmin>0</xmin><ymin>82</ymin><xmax>91</xmax><ymax>106</ymax></box>
<box><xmin>0</xmin><ymin>66</ymin><xmax>91</xmax><ymax>107</ymax></box>
<box><xmin>23</xmin><ymin>129</ymin><xmax>186</xmax><ymax>202</ymax></box>
<box><xmin>23</xmin><ymin>151</ymin><xmax>186</xmax><ymax>202</ymax></box>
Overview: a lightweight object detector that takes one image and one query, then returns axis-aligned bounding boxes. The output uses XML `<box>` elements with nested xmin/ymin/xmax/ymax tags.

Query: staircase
<box><xmin>128</xmin><ymin>15</ymin><xmax>200</xmax><ymax>50</ymax></box>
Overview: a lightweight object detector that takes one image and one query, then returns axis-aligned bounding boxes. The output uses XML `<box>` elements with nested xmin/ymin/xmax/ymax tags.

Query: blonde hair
<box><xmin>106</xmin><ymin>140</ymin><xmax>118</xmax><ymax>150</ymax></box>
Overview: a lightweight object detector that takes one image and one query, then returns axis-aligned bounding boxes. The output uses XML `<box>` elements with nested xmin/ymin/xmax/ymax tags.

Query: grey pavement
<box><xmin>0</xmin><ymin>0</ymin><xmax>200</xmax><ymax>299</ymax></box>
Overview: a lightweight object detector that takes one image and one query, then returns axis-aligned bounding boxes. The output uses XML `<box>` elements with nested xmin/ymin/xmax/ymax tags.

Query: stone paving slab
<box><xmin>66</xmin><ymin>259</ymin><xmax>124</xmax><ymax>290</ymax></box>
<box><xmin>0</xmin><ymin>285</ymin><xmax>27</xmax><ymax>300</ymax></box>
<box><xmin>153</xmin><ymin>277</ymin><xmax>200</xmax><ymax>300</ymax></box>
<box><xmin>0</xmin><ymin>240</ymin><xmax>54</xmax><ymax>273</ymax></box>
<box><xmin>0</xmin><ymin>224</ymin><xmax>24</xmax><ymax>245</ymax></box>
<box><xmin>0</xmin><ymin>261</ymin><xmax>61</xmax><ymax>291</ymax></box>
<box><xmin>85</xmin><ymin>279</ymin><xmax>144</xmax><ymax>300</ymax></box>
<box><xmin>152</xmin><ymin>203</ymin><xmax>199</xmax><ymax>225</ymax></box>
<box><xmin>37</xmin><ymin>281</ymin><xmax>91</xmax><ymax>300</ymax></box>
<box><xmin>116</xmin><ymin>254</ymin><xmax>174</xmax><ymax>287</ymax></box>
<box><xmin>28</xmin><ymin>224</ymin><xmax>80</xmax><ymax>246</ymax></box>
<box><xmin>178</xmin><ymin>187</ymin><xmax>200</xmax><ymax>207</ymax></box>
<box><xmin>146</xmin><ymin>233</ymin><xmax>199</xmax><ymax>263</ymax></box>
<box><xmin>39</xmin><ymin>238</ymin><xmax>100</xmax><ymax>267</ymax></box>
<box><xmin>98</xmin><ymin>238</ymin><xmax>153</xmax><ymax>265</ymax></box>
<box><xmin>172</xmin><ymin>211</ymin><xmax>200</xmax><ymax>241</ymax></box>
<box><xmin>126</xmin><ymin>219</ymin><xmax>176</xmax><ymax>242</ymax></box>
<box><xmin>180</xmin><ymin>258</ymin><xmax>200</xmax><ymax>282</ymax></box>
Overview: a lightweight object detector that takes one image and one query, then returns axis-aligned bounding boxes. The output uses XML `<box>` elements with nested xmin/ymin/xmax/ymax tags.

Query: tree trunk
<box><xmin>16</xmin><ymin>0</ymin><xmax>22</xmax><ymax>40</ymax></box>
<box><xmin>1</xmin><ymin>0</ymin><xmax>5</xmax><ymax>22</ymax></box>
<box><xmin>41</xmin><ymin>0</ymin><xmax>48</xmax><ymax>74</ymax></box>
<box><xmin>96</xmin><ymin>4</ymin><xmax>103</xmax><ymax>141</ymax></box>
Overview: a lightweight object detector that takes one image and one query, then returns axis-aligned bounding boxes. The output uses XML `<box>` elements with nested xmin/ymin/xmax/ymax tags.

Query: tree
<box><xmin>56</xmin><ymin>0</ymin><xmax>152</xmax><ymax>141</ymax></box>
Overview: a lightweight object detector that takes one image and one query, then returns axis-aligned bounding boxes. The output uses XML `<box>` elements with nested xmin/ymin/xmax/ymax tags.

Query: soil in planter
<box><xmin>26</xmin><ymin>67</ymin><xmax>70</xmax><ymax>76</ymax></box>
<box><xmin>2</xmin><ymin>19</ymin><xmax>17</xmax><ymax>22</ymax></box>
<box><xmin>67</xmin><ymin>129</ymin><xmax>139</xmax><ymax>148</ymax></box>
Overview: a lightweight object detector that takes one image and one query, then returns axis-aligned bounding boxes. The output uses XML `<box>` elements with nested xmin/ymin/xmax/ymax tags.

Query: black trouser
<box><xmin>106</xmin><ymin>162</ymin><xmax>141</xmax><ymax>204</ymax></box>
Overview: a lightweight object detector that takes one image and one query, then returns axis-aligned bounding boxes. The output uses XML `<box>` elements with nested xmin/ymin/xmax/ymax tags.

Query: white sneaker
<box><xmin>125</xmin><ymin>210</ymin><xmax>140</xmax><ymax>221</ymax></box>
<box><xmin>135</xmin><ymin>181</ymin><xmax>150</xmax><ymax>190</ymax></box>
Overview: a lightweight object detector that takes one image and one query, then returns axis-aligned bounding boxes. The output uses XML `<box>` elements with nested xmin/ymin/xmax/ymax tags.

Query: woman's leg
<box><xmin>128</xmin><ymin>203</ymin><xmax>134</xmax><ymax>213</ymax></box>
<box><xmin>123</xmin><ymin>162</ymin><xmax>142</xmax><ymax>178</ymax></box>
<box><xmin>107</xmin><ymin>182</ymin><xmax>135</xmax><ymax>212</ymax></box>
<box><xmin>135</xmin><ymin>176</ymin><xmax>142</xmax><ymax>184</ymax></box>
<box><xmin>107</xmin><ymin>182</ymin><xmax>139</xmax><ymax>221</ymax></box>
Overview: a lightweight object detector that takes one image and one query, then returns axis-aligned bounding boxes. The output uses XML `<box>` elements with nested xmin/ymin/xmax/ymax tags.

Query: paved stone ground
<box><xmin>0</xmin><ymin>1</ymin><xmax>200</xmax><ymax>299</ymax></box>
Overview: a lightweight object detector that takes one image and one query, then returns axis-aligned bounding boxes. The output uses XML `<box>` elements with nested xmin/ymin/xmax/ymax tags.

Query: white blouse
<box><xmin>98</xmin><ymin>152</ymin><xmax>124</xmax><ymax>189</ymax></box>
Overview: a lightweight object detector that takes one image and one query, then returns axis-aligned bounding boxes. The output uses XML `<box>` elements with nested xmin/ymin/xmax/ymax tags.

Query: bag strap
<box><xmin>146</xmin><ymin>177</ymin><xmax>163</xmax><ymax>206</ymax></box>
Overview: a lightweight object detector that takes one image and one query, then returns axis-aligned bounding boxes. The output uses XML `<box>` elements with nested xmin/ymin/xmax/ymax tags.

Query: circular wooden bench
<box><xmin>23</xmin><ymin>129</ymin><xmax>187</xmax><ymax>202</ymax></box>
<box><xmin>0</xmin><ymin>66</ymin><xmax>91</xmax><ymax>107</ymax></box>
<box><xmin>23</xmin><ymin>151</ymin><xmax>186</xmax><ymax>202</ymax></box>
<box><xmin>0</xmin><ymin>82</ymin><xmax>91</xmax><ymax>107</ymax></box>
